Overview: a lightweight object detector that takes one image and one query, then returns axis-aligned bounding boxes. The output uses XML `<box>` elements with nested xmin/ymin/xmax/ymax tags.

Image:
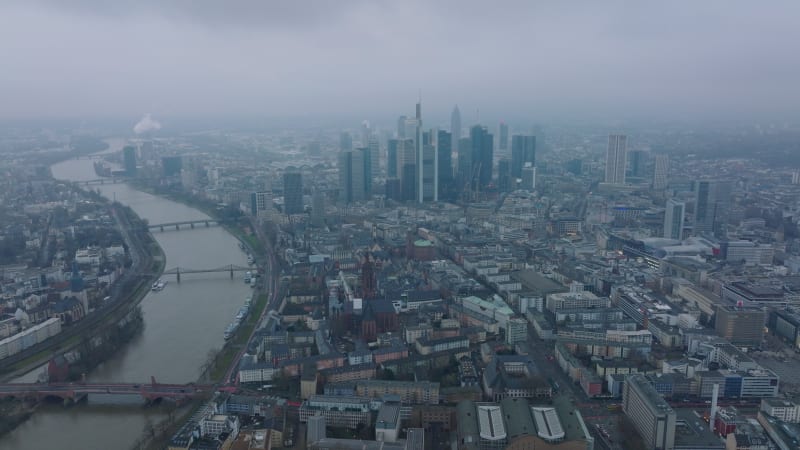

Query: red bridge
<box><xmin>0</xmin><ymin>378</ymin><xmax>212</xmax><ymax>404</ymax></box>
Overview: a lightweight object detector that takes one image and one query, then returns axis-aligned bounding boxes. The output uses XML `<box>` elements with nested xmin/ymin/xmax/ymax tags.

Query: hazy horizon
<box><xmin>2</xmin><ymin>1</ymin><xmax>800</xmax><ymax>124</ymax></box>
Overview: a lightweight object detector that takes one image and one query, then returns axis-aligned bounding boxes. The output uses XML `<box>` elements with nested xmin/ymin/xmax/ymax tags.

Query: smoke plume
<box><xmin>133</xmin><ymin>113</ymin><xmax>161</xmax><ymax>134</ymax></box>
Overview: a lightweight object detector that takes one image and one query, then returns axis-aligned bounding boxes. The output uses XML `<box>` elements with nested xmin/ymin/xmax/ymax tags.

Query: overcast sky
<box><xmin>1</xmin><ymin>1</ymin><xmax>799</xmax><ymax>124</ymax></box>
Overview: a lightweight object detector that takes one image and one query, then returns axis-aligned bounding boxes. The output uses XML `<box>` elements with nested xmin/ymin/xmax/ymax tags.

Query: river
<box><xmin>0</xmin><ymin>141</ymin><xmax>254</xmax><ymax>449</ymax></box>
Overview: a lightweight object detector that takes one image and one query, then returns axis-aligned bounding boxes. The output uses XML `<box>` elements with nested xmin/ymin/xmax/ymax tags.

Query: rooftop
<box><xmin>499</xmin><ymin>397</ymin><xmax>535</xmax><ymax>438</ymax></box>
<box><xmin>628</xmin><ymin>373</ymin><xmax>674</xmax><ymax>415</ymax></box>
<box><xmin>376</xmin><ymin>404</ymin><xmax>400</xmax><ymax>429</ymax></box>
<box><xmin>531</xmin><ymin>407</ymin><xmax>565</xmax><ymax>442</ymax></box>
<box><xmin>477</xmin><ymin>404</ymin><xmax>507</xmax><ymax>441</ymax></box>
<box><xmin>674</xmin><ymin>408</ymin><xmax>726</xmax><ymax>449</ymax></box>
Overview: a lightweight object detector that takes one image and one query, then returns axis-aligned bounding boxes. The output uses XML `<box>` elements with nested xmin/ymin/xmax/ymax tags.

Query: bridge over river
<box><xmin>151</xmin><ymin>264</ymin><xmax>255</xmax><ymax>283</ymax></box>
<box><xmin>0</xmin><ymin>379</ymin><xmax>213</xmax><ymax>405</ymax></box>
<box><xmin>147</xmin><ymin>219</ymin><xmax>221</xmax><ymax>231</ymax></box>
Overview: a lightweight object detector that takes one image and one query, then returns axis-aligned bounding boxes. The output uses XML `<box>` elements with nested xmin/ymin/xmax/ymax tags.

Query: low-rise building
<box><xmin>299</xmin><ymin>395</ymin><xmax>373</xmax><ymax>428</ymax></box>
<box><xmin>355</xmin><ymin>380</ymin><xmax>440</xmax><ymax>405</ymax></box>
<box><xmin>415</xmin><ymin>336</ymin><xmax>469</xmax><ymax>355</ymax></box>
<box><xmin>375</xmin><ymin>404</ymin><xmax>401</xmax><ymax>442</ymax></box>
<box><xmin>760</xmin><ymin>398</ymin><xmax>800</xmax><ymax>423</ymax></box>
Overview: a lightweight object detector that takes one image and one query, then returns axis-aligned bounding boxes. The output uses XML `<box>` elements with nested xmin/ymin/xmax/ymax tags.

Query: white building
<box><xmin>725</xmin><ymin>240</ymin><xmax>774</xmax><ymax>266</ymax></box>
<box><xmin>505</xmin><ymin>317</ymin><xmax>528</xmax><ymax>345</ymax></box>
<box><xmin>761</xmin><ymin>398</ymin><xmax>800</xmax><ymax>423</ymax></box>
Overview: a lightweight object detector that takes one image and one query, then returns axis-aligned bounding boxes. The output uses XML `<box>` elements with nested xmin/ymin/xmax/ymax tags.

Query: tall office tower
<box><xmin>404</xmin><ymin>118</ymin><xmax>420</xmax><ymax>144</ymax></box>
<box><xmin>498</xmin><ymin>121</ymin><xmax>509</xmax><ymax>151</ymax></box>
<box><xmin>712</xmin><ymin>181</ymin><xmax>734</xmax><ymax>237</ymax></box>
<box><xmin>360</xmin><ymin>120</ymin><xmax>371</xmax><ymax>147</ymax></box>
<box><xmin>451</xmin><ymin>105</ymin><xmax>461</xmax><ymax>152</ymax></box>
<box><xmin>311</xmin><ymin>189</ymin><xmax>325</xmax><ymax>227</ymax></box>
<box><xmin>653</xmin><ymin>154</ymin><xmax>669</xmax><ymax>189</ymax></box>
<box><xmin>385</xmin><ymin>178</ymin><xmax>401</xmax><ymax>202</ymax></box>
<box><xmin>338</xmin><ymin>149</ymin><xmax>366</xmax><ymax>204</ymax></box>
<box><xmin>521</xmin><ymin>164</ymin><xmax>536</xmax><ymax>191</ymax></box>
<box><xmin>663</xmin><ymin>199</ymin><xmax>685</xmax><ymax>240</ymax></box>
<box><xmin>623</xmin><ymin>374</ymin><xmax>676</xmax><ymax>450</ymax></box>
<box><xmin>436</xmin><ymin>130</ymin><xmax>453</xmax><ymax>199</ymax></box>
<box><xmin>387</xmin><ymin>139</ymin><xmax>399</xmax><ymax>178</ymax></box>
<box><xmin>397</xmin><ymin>115</ymin><xmax>407</xmax><ymax>139</ymax></box>
<box><xmin>693</xmin><ymin>180</ymin><xmax>716</xmax><ymax>236</ymax></box>
<box><xmin>358</xmin><ymin>147</ymin><xmax>372</xmax><ymax>198</ymax></box>
<box><xmin>457</xmin><ymin>137</ymin><xmax>472</xmax><ymax>189</ymax></box>
<box><xmin>368</xmin><ymin>136</ymin><xmax>380</xmax><ymax>178</ymax></box>
<box><xmin>793</xmin><ymin>170</ymin><xmax>800</xmax><ymax>185</ymax></box>
<box><xmin>123</xmin><ymin>146</ymin><xmax>137</xmax><ymax>176</ymax></box>
<box><xmin>605</xmin><ymin>134</ymin><xmax>627</xmax><ymax>184</ymax></box>
<box><xmin>497</xmin><ymin>159</ymin><xmax>511</xmax><ymax>192</ymax></box>
<box><xmin>510</xmin><ymin>135</ymin><xmax>536</xmax><ymax>178</ymax></box>
<box><xmin>283</xmin><ymin>169</ymin><xmax>304</xmax><ymax>215</ymax></box>
<box><xmin>470</xmin><ymin>125</ymin><xmax>494</xmax><ymax>190</ymax></box>
<box><xmin>397</xmin><ymin>138</ymin><xmax>416</xmax><ymax>201</ymax></box>
<box><xmin>531</xmin><ymin>124</ymin><xmax>546</xmax><ymax>152</ymax></box>
<box><xmin>628</xmin><ymin>149</ymin><xmax>647</xmax><ymax>178</ymax></box>
<box><xmin>414</xmin><ymin>101</ymin><xmax>425</xmax><ymax>203</ymax></box>
<box><xmin>340</xmin><ymin>131</ymin><xmax>353</xmax><ymax>152</ymax></box>
<box><xmin>421</xmin><ymin>143</ymin><xmax>437</xmax><ymax>202</ymax></box>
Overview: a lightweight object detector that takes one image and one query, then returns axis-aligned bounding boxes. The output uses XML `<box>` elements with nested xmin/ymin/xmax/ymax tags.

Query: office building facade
<box><xmin>715</xmin><ymin>304</ymin><xmax>765</xmax><ymax>348</ymax></box>
<box><xmin>283</xmin><ymin>170</ymin><xmax>304</xmax><ymax>215</ymax></box>
<box><xmin>694</xmin><ymin>180</ymin><xmax>716</xmax><ymax>236</ymax></box>
<box><xmin>653</xmin><ymin>154</ymin><xmax>669</xmax><ymax>189</ymax></box>
<box><xmin>623</xmin><ymin>373</ymin><xmax>676</xmax><ymax>450</ymax></box>
<box><xmin>338</xmin><ymin>149</ymin><xmax>369</xmax><ymax>204</ymax></box>
<box><xmin>123</xmin><ymin>145</ymin><xmax>137</xmax><ymax>176</ymax></box>
<box><xmin>470</xmin><ymin>125</ymin><xmax>494</xmax><ymax>190</ymax></box>
<box><xmin>605</xmin><ymin>134</ymin><xmax>627</xmax><ymax>184</ymax></box>
<box><xmin>437</xmin><ymin>130</ymin><xmax>453</xmax><ymax>199</ymax></box>
<box><xmin>663</xmin><ymin>199</ymin><xmax>685</xmax><ymax>240</ymax></box>
<box><xmin>628</xmin><ymin>149</ymin><xmax>647</xmax><ymax>178</ymax></box>
<box><xmin>498</xmin><ymin>122</ymin><xmax>508</xmax><ymax>150</ymax></box>
<box><xmin>511</xmin><ymin>135</ymin><xmax>536</xmax><ymax>178</ymax></box>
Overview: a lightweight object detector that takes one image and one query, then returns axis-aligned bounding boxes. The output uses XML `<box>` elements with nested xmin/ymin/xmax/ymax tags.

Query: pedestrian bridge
<box><xmin>0</xmin><ymin>379</ymin><xmax>211</xmax><ymax>405</ymax></box>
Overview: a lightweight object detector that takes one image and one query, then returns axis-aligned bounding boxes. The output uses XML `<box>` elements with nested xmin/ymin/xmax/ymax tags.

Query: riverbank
<box><xmin>0</xmin><ymin>204</ymin><xmax>166</xmax><ymax>440</ymax></box>
<box><xmin>0</xmin><ymin>400</ymin><xmax>36</xmax><ymax>438</ymax></box>
<box><xmin>127</xmin><ymin>182</ymin><xmax>272</xmax><ymax>384</ymax></box>
<box><xmin>0</xmin><ymin>200</ymin><xmax>166</xmax><ymax>383</ymax></box>
<box><xmin>127</xmin><ymin>181</ymin><xmax>262</xmax><ymax>253</ymax></box>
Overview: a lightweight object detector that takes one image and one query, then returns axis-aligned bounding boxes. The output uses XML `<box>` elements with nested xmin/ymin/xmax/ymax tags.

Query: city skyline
<box><xmin>3</xmin><ymin>2</ymin><xmax>800</xmax><ymax>449</ymax></box>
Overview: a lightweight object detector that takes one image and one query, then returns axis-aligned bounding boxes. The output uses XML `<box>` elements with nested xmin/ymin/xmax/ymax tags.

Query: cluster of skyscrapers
<box><xmin>339</xmin><ymin>102</ymin><xmax>538</xmax><ymax>205</ymax></box>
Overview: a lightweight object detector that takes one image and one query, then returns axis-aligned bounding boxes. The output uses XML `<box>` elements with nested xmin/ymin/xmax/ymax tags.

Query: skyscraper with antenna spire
<box><xmin>451</xmin><ymin>105</ymin><xmax>461</xmax><ymax>154</ymax></box>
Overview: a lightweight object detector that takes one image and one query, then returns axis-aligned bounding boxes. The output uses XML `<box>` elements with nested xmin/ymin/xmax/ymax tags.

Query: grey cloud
<box><xmin>20</xmin><ymin>0</ymin><xmax>370</xmax><ymax>29</ymax></box>
<box><xmin>1</xmin><ymin>1</ymin><xmax>799</xmax><ymax>122</ymax></box>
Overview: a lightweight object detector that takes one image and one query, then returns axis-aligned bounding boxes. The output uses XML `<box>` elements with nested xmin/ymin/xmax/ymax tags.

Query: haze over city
<box><xmin>1</xmin><ymin>1</ymin><xmax>800</xmax><ymax>123</ymax></box>
<box><xmin>3</xmin><ymin>2</ymin><xmax>800</xmax><ymax>450</ymax></box>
